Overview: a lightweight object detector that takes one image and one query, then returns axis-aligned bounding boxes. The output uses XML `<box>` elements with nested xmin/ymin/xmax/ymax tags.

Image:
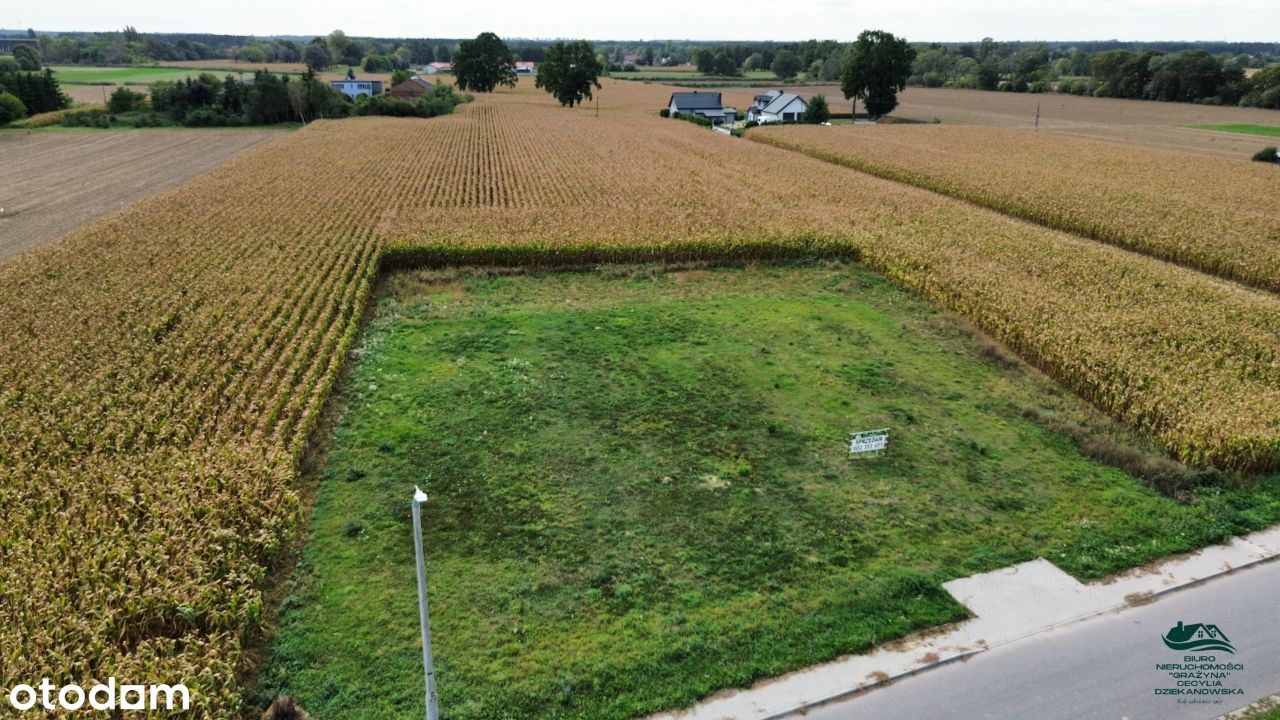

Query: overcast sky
<box><xmin>10</xmin><ymin>0</ymin><xmax>1279</xmax><ymax>42</ymax></box>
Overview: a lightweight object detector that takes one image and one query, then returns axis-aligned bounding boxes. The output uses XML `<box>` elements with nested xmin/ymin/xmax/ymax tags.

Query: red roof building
<box><xmin>389</xmin><ymin>77</ymin><xmax>434</xmax><ymax>100</ymax></box>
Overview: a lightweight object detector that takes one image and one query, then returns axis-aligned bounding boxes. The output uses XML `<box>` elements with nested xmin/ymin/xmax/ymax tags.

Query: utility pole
<box><xmin>1034</xmin><ymin>101</ymin><xmax>1040</xmax><ymax>130</ymax></box>
<box><xmin>411</xmin><ymin>486</ymin><xmax>440</xmax><ymax>720</ymax></box>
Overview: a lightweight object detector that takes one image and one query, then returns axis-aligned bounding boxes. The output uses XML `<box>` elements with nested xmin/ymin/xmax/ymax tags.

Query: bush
<box><xmin>802</xmin><ymin>94</ymin><xmax>831</xmax><ymax>124</ymax></box>
<box><xmin>356</xmin><ymin>85</ymin><xmax>460</xmax><ymax>118</ymax></box>
<box><xmin>658</xmin><ymin>108</ymin><xmax>669</xmax><ymax>118</ymax></box>
<box><xmin>0</xmin><ymin>91</ymin><xmax>27</xmax><ymax>124</ymax></box>
<box><xmin>0</xmin><ymin>57</ymin><xmax>19</xmax><ymax>73</ymax></box>
<box><xmin>60</xmin><ymin>109</ymin><xmax>110</xmax><ymax>128</ymax></box>
<box><xmin>671</xmin><ymin>111</ymin><xmax>712</xmax><ymax>127</ymax></box>
<box><xmin>107</xmin><ymin>86</ymin><xmax>146</xmax><ymax>114</ymax></box>
<box><xmin>182</xmin><ymin>107</ymin><xmax>244</xmax><ymax>127</ymax></box>
<box><xmin>1253</xmin><ymin>146</ymin><xmax>1279</xmax><ymax>163</ymax></box>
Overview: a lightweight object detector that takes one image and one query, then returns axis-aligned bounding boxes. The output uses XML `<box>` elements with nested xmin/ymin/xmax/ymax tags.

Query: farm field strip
<box><xmin>749</xmin><ymin>85</ymin><xmax>1280</xmax><ymax>157</ymax></box>
<box><xmin>1186</xmin><ymin>123</ymin><xmax>1280</xmax><ymax>137</ymax></box>
<box><xmin>751</xmin><ymin>123</ymin><xmax>1280</xmax><ymax>293</ymax></box>
<box><xmin>3</xmin><ymin>78</ymin><xmax>1280</xmax><ymax>715</ymax></box>
<box><xmin>0</xmin><ymin>129</ymin><xmax>287</xmax><ymax>261</ymax></box>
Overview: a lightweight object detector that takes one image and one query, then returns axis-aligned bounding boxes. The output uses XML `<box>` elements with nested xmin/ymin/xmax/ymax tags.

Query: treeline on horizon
<box><xmin>3</xmin><ymin>26</ymin><xmax>1279</xmax><ymax>108</ymax></box>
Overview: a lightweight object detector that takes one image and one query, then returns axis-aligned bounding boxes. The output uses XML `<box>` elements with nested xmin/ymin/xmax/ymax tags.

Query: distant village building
<box><xmin>667</xmin><ymin>91</ymin><xmax>737</xmax><ymax>125</ymax></box>
<box><xmin>747</xmin><ymin>90</ymin><xmax>808</xmax><ymax>123</ymax></box>
<box><xmin>515</xmin><ymin>61</ymin><xmax>536</xmax><ymax>75</ymax></box>
<box><xmin>389</xmin><ymin>76</ymin><xmax>433</xmax><ymax>100</ymax></box>
<box><xmin>623</xmin><ymin>53</ymin><xmax>641</xmax><ymax>65</ymax></box>
<box><xmin>0</xmin><ymin>38</ymin><xmax>38</xmax><ymax>54</ymax></box>
<box><xmin>424</xmin><ymin>62</ymin><xmax>453</xmax><ymax>74</ymax></box>
<box><xmin>330</xmin><ymin>78</ymin><xmax>384</xmax><ymax>99</ymax></box>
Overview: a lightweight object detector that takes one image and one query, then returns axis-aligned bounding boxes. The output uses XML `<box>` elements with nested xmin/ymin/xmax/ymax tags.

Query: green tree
<box><xmin>802</xmin><ymin>94</ymin><xmax>830</xmax><ymax>123</ymax></box>
<box><xmin>107</xmin><ymin>86</ymin><xmax>145</xmax><ymax>113</ymax></box>
<box><xmin>693</xmin><ymin>48</ymin><xmax>714</xmax><ymax>74</ymax></box>
<box><xmin>840</xmin><ymin>29</ymin><xmax>916</xmax><ymax>118</ymax></box>
<box><xmin>246</xmin><ymin>70</ymin><xmax>292</xmax><ymax>124</ymax></box>
<box><xmin>362</xmin><ymin>54</ymin><xmax>392</xmax><ymax>73</ymax></box>
<box><xmin>452</xmin><ymin>32</ymin><xmax>517</xmax><ymax>93</ymax></box>
<box><xmin>327</xmin><ymin>30</ymin><xmax>364</xmax><ymax>65</ymax></box>
<box><xmin>13</xmin><ymin>44</ymin><xmax>41</xmax><ymax>71</ymax></box>
<box><xmin>535</xmin><ymin>40</ymin><xmax>603</xmax><ymax>107</ymax></box>
<box><xmin>303</xmin><ymin>43</ymin><xmax>332</xmax><ymax>73</ymax></box>
<box><xmin>771</xmin><ymin>50</ymin><xmax>801</xmax><ymax>79</ymax></box>
<box><xmin>0</xmin><ymin>91</ymin><xmax>26</xmax><ymax>124</ymax></box>
<box><xmin>391</xmin><ymin>69</ymin><xmax>413</xmax><ymax>87</ymax></box>
<box><xmin>712</xmin><ymin>51</ymin><xmax>738</xmax><ymax>77</ymax></box>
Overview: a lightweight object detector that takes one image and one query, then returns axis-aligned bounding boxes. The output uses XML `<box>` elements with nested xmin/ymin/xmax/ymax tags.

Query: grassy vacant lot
<box><xmin>1187</xmin><ymin>123</ymin><xmax>1280</xmax><ymax>137</ymax></box>
<box><xmin>49</xmin><ymin>65</ymin><xmax>201</xmax><ymax>85</ymax></box>
<box><xmin>257</xmin><ymin>262</ymin><xmax>1280</xmax><ymax>720</ymax></box>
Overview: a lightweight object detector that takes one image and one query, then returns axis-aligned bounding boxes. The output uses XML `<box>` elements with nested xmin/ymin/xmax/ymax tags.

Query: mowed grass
<box><xmin>257</xmin><ymin>262</ymin><xmax>1280</xmax><ymax>720</ymax></box>
<box><xmin>1186</xmin><ymin>123</ymin><xmax>1280</xmax><ymax>138</ymax></box>
<box><xmin>49</xmin><ymin>65</ymin><xmax>208</xmax><ymax>85</ymax></box>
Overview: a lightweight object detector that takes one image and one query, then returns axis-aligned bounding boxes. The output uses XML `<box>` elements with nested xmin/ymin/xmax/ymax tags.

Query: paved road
<box><xmin>803</xmin><ymin>561</ymin><xmax>1280</xmax><ymax>720</ymax></box>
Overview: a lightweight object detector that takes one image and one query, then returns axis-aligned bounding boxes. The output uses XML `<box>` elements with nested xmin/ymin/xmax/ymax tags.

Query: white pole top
<box><xmin>414</xmin><ymin>486</ymin><xmax>429</xmax><ymax>504</ymax></box>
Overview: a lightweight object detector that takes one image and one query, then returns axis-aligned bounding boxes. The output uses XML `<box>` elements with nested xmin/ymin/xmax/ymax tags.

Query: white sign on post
<box><xmin>849</xmin><ymin>428</ymin><xmax>890</xmax><ymax>456</ymax></box>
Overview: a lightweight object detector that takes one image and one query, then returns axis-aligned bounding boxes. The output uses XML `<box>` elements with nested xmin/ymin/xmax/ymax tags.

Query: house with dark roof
<box><xmin>667</xmin><ymin>91</ymin><xmax>737</xmax><ymax>125</ymax></box>
<box><xmin>389</xmin><ymin>76</ymin><xmax>434</xmax><ymax>100</ymax></box>
<box><xmin>747</xmin><ymin>90</ymin><xmax>808</xmax><ymax>123</ymax></box>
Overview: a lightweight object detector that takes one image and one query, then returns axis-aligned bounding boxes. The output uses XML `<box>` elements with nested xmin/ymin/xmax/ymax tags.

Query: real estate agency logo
<box><xmin>1162</xmin><ymin>621</ymin><xmax>1236</xmax><ymax>654</ymax></box>
<box><xmin>1155</xmin><ymin>620</ymin><xmax>1245</xmax><ymax>705</ymax></box>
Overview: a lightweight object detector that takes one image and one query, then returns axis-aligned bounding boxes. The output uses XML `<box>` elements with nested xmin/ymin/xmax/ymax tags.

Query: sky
<box><xmin>9</xmin><ymin>0</ymin><xmax>1279</xmax><ymax>42</ymax></box>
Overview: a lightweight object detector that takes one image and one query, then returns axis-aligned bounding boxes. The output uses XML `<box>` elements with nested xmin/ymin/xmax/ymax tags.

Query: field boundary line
<box><xmin>747</xmin><ymin>130</ymin><xmax>1280</xmax><ymax>296</ymax></box>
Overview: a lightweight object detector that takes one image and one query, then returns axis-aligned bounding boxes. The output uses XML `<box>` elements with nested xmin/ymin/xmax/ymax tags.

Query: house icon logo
<box><xmin>1162</xmin><ymin>621</ymin><xmax>1236</xmax><ymax>654</ymax></box>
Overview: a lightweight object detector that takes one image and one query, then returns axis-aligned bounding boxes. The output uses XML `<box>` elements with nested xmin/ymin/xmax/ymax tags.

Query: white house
<box><xmin>747</xmin><ymin>91</ymin><xmax>808</xmax><ymax>123</ymax></box>
<box><xmin>330</xmin><ymin>79</ymin><xmax>384</xmax><ymax>99</ymax></box>
<box><xmin>515</xmin><ymin>61</ymin><xmax>536</xmax><ymax>75</ymax></box>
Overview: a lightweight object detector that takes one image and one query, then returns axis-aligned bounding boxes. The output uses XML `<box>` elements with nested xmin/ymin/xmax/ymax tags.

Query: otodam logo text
<box><xmin>1162</xmin><ymin>621</ymin><xmax>1236</xmax><ymax>654</ymax></box>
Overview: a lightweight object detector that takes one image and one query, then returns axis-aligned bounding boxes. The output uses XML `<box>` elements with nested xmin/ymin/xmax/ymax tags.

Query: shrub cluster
<box><xmin>354</xmin><ymin>83</ymin><xmax>462</xmax><ymax>118</ymax></box>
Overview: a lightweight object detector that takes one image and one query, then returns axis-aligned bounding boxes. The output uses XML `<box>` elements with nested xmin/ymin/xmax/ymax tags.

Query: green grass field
<box><xmin>256</xmin><ymin>262</ymin><xmax>1280</xmax><ymax>720</ymax></box>
<box><xmin>49</xmin><ymin>65</ymin><xmax>210</xmax><ymax>85</ymax></box>
<box><xmin>1186</xmin><ymin>123</ymin><xmax>1280</xmax><ymax>138</ymax></box>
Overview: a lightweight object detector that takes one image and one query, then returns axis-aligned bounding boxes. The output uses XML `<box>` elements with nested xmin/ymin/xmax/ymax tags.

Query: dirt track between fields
<box><xmin>0</xmin><ymin>129</ymin><xmax>285</xmax><ymax>262</ymax></box>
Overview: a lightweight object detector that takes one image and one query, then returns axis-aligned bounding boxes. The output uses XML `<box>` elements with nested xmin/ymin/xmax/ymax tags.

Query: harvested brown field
<box><xmin>63</xmin><ymin>84</ymin><xmax>148</xmax><ymax>104</ymax></box>
<box><xmin>0</xmin><ymin>129</ymin><xmax>286</xmax><ymax>261</ymax></box>
<box><xmin>727</xmin><ymin>84</ymin><xmax>1280</xmax><ymax>157</ymax></box>
<box><xmin>4</xmin><ymin>77</ymin><xmax>1280</xmax><ymax>715</ymax></box>
<box><xmin>751</xmin><ymin>123</ymin><xmax>1280</xmax><ymax>292</ymax></box>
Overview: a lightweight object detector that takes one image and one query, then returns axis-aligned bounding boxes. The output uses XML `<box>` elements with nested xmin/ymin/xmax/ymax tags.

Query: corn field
<box><xmin>751</xmin><ymin>123</ymin><xmax>1280</xmax><ymax>293</ymax></box>
<box><xmin>1</xmin><ymin>79</ymin><xmax>1279</xmax><ymax>716</ymax></box>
